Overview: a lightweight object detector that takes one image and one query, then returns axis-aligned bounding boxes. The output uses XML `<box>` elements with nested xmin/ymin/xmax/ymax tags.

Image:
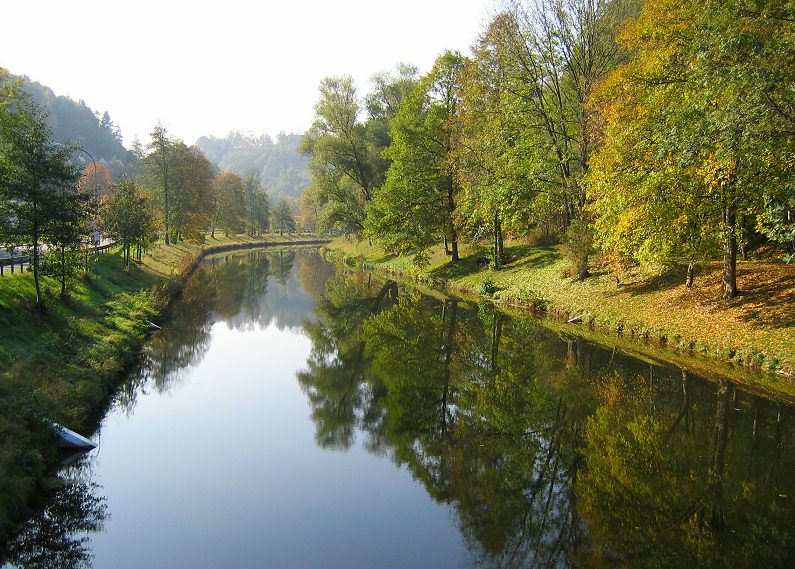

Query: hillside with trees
<box><xmin>195</xmin><ymin>132</ymin><xmax>310</xmax><ymax>202</ymax></box>
<box><xmin>0</xmin><ymin>66</ymin><xmax>294</xmax><ymax>311</ymax></box>
<box><xmin>12</xmin><ymin>73</ymin><xmax>133</xmax><ymax>176</ymax></box>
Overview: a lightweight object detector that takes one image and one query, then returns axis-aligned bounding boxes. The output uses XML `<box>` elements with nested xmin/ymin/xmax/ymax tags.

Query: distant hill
<box><xmin>195</xmin><ymin>132</ymin><xmax>310</xmax><ymax>202</ymax></box>
<box><xmin>11</xmin><ymin>74</ymin><xmax>133</xmax><ymax>176</ymax></box>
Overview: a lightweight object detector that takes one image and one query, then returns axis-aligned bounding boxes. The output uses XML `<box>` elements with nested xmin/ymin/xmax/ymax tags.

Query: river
<box><xmin>2</xmin><ymin>248</ymin><xmax>794</xmax><ymax>568</ymax></box>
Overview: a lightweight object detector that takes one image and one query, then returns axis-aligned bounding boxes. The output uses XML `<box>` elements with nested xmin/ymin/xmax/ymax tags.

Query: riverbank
<box><xmin>323</xmin><ymin>237</ymin><xmax>795</xmax><ymax>384</ymax></box>
<box><xmin>0</xmin><ymin>233</ymin><xmax>330</xmax><ymax>547</ymax></box>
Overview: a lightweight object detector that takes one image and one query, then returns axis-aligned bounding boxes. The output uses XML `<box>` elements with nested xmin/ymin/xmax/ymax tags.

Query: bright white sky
<box><xmin>2</xmin><ymin>0</ymin><xmax>494</xmax><ymax>147</ymax></box>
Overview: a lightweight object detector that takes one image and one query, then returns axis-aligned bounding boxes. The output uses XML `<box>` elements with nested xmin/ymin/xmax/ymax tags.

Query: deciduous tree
<box><xmin>242</xmin><ymin>169</ymin><xmax>270</xmax><ymax>236</ymax></box>
<box><xmin>212</xmin><ymin>172</ymin><xmax>245</xmax><ymax>237</ymax></box>
<box><xmin>589</xmin><ymin>0</ymin><xmax>795</xmax><ymax>297</ymax></box>
<box><xmin>76</xmin><ymin>161</ymin><xmax>112</xmax><ymax>201</ymax></box>
<box><xmin>145</xmin><ymin>122</ymin><xmax>174</xmax><ymax>245</ymax></box>
<box><xmin>300</xmin><ymin>76</ymin><xmax>378</xmax><ymax>234</ymax></box>
<box><xmin>169</xmin><ymin>143</ymin><xmax>215</xmax><ymax>243</ymax></box>
<box><xmin>367</xmin><ymin>51</ymin><xmax>466</xmax><ymax>264</ymax></box>
<box><xmin>101</xmin><ymin>177</ymin><xmax>158</xmax><ymax>269</ymax></box>
<box><xmin>0</xmin><ymin>77</ymin><xmax>81</xmax><ymax>307</ymax></box>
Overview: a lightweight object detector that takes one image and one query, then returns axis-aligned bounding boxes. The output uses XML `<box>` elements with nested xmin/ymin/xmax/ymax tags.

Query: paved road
<box><xmin>0</xmin><ymin>239</ymin><xmax>113</xmax><ymax>268</ymax></box>
<box><xmin>0</xmin><ymin>248</ymin><xmax>28</xmax><ymax>261</ymax></box>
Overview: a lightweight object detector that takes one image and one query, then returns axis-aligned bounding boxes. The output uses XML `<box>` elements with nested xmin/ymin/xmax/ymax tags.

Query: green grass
<box><xmin>0</xmin><ymin>251</ymin><xmax>157</xmax><ymax>370</ymax></box>
<box><xmin>0</xmin><ymin>248</ymin><xmax>161</xmax><ymax>542</ymax></box>
<box><xmin>325</xmin><ymin>237</ymin><xmax>795</xmax><ymax>384</ymax></box>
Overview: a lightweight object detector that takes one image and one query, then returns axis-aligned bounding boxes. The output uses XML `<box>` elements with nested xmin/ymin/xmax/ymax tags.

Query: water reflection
<box><xmin>579</xmin><ymin>374</ymin><xmax>795</xmax><ymax>568</ymax></box>
<box><xmin>0</xmin><ymin>247</ymin><xmax>330</xmax><ymax>568</ymax></box>
<box><xmin>3</xmin><ymin>251</ymin><xmax>793</xmax><ymax>568</ymax></box>
<box><xmin>118</xmin><ymin>248</ymin><xmax>330</xmax><ymax>410</ymax></box>
<box><xmin>2</xmin><ymin>464</ymin><xmax>106</xmax><ymax>569</ymax></box>
<box><xmin>298</xmin><ymin>271</ymin><xmax>795</xmax><ymax>568</ymax></box>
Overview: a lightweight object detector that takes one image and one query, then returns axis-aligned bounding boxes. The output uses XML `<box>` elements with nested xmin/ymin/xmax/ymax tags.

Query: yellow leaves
<box><xmin>618</xmin><ymin>0</ymin><xmax>692</xmax><ymax>52</ymax></box>
<box><xmin>698</xmin><ymin>154</ymin><xmax>736</xmax><ymax>190</ymax></box>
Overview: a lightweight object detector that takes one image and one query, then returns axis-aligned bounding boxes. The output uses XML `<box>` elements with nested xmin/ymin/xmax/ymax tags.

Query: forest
<box><xmin>301</xmin><ymin>0</ymin><xmax>795</xmax><ymax>301</ymax></box>
<box><xmin>195</xmin><ymin>132</ymin><xmax>311</xmax><ymax>202</ymax></box>
<box><xmin>0</xmin><ymin>71</ymin><xmax>307</xmax><ymax>310</ymax></box>
<box><xmin>8</xmin><ymin>74</ymin><xmax>132</xmax><ymax>176</ymax></box>
<box><xmin>1</xmin><ymin>0</ymin><xmax>793</xmax><ymax>349</ymax></box>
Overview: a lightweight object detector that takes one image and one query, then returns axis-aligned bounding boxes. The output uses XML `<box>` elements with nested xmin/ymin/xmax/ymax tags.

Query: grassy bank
<box><xmin>324</xmin><ymin>237</ymin><xmax>795</xmax><ymax>383</ymax></box>
<box><xmin>0</xmin><ymin>233</ymin><xmax>329</xmax><ymax>548</ymax></box>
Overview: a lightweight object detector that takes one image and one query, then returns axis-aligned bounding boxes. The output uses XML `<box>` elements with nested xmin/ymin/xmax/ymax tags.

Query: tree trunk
<box><xmin>561</xmin><ymin>192</ymin><xmax>572</xmax><ymax>231</ymax></box>
<box><xmin>446</xmin><ymin>178</ymin><xmax>459</xmax><ymax>262</ymax></box>
<box><xmin>722</xmin><ymin>204</ymin><xmax>738</xmax><ymax>299</ymax></box>
<box><xmin>32</xmin><ymin>188</ymin><xmax>43</xmax><ymax>309</ymax></box>
<box><xmin>577</xmin><ymin>261</ymin><xmax>589</xmax><ymax>281</ymax></box>
<box><xmin>450</xmin><ymin>226</ymin><xmax>459</xmax><ymax>262</ymax></box>
<box><xmin>493</xmin><ymin>210</ymin><xmax>500</xmax><ymax>269</ymax></box>
<box><xmin>739</xmin><ymin>221</ymin><xmax>747</xmax><ymax>261</ymax></box>
<box><xmin>709</xmin><ymin>379</ymin><xmax>731</xmax><ymax>529</ymax></box>
<box><xmin>60</xmin><ymin>245</ymin><xmax>66</xmax><ymax>299</ymax></box>
<box><xmin>163</xmin><ymin>165</ymin><xmax>170</xmax><ymax>246</ymax></box>
<box><xmin>686</xmin><ymin>257</ymin><xmax>695</xmax><ymax>288</ymax></box>
<box><xmin>497</xmin><ymin>216</ymin><xmax>504</xmax><ymax>262</ymax></box>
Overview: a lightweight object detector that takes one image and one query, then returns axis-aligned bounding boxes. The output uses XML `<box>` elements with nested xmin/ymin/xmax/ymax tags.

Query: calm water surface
<box><xmin>4</xmin><ymin>249</ymin><xmax>794</xmax><ymax>568</ymax></box>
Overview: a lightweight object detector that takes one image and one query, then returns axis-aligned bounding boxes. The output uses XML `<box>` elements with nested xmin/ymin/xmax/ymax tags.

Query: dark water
<box><xmin>3</xmin><ymin>249</ymin><xmax>794</xmax><ymax>568</ymax></box>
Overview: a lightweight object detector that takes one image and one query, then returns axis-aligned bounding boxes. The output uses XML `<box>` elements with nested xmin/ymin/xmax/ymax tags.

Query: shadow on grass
<box><xmin>621</xmin><ymin>266</ymin><xmax>687</xmax><ymax>296</ymax></box>
<box><xmin>620</xmin><ymin>261</ymin><xmax>795</xmax><ymax>329</ymax></box>
<box><xmin>89</xmin><ymin>253</ymin><xmax>159</xmax><ymax>298</ymax></box>
<box><xmin>502</xmin><ymin>245</ymin><xmax>558</xmax><ymax>270</ymax></box>
<box><xmin>371</xmin><ymin>254</ymin><xmax>397</xmax><ymax>264</ymax></box>
<box><xmin>732</xmin><ymin>264</ymin><xmax>795</xmax><ymax>328</ymax></box>
<box><xmin>428</xmin><ymin>253</ymin><xmax>482</xmax><ymax>280</ymax></box>
<box><xmin>428</xmin><ymin>245</ymin><xmax>559</xmax><ymax>281</ymax></box>
<box><xmin>0</xmin><ymin>250</ymin><xmax>162</xmax><ymax>369</ymax></box>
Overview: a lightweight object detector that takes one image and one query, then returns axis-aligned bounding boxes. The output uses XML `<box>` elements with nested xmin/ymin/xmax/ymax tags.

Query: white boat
<box><xmin>51</xmin><ymin>423</ymin><xmax>98</xmax><ymax>450</ymax></box>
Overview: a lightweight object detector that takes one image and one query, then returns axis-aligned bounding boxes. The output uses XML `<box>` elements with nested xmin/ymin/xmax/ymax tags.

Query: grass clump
<box><xmin>478</xmin><ymin>277</ymin><xmax>498</xmax><ymax>296</ymax></box>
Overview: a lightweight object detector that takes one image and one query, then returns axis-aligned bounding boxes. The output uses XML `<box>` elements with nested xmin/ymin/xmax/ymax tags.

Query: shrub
<box><xmin>527</xmin><ymin>227</ymin><xmax>560</xmax><ymax>247</ymax></box>
<box><xmin>561</xmin><ymin>220</ymin><xmax>594</xmax><ymax>280</ymax></box>
<box><xmin>516</xmin><ymin>288</ymin><xmax>549</xmax><ymax>311</ymax></box>
<box><xmin>479</xmin><ymin>277</ymin><xmax>497</xmax><ymax>296</ymax></box>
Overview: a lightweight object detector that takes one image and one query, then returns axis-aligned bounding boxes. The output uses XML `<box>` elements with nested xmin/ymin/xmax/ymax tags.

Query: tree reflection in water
<box><xmin>299</xmin><ymin>270</ymin><xmax>795</xmax><ymax>568</ymax></box>
<box><xmin>579</xmin><ymin>373</ymin><xmax>795</xmax><ymax>568</ymax></box>
<box><xmin>124</xmin><ymin>247</ymin><xmax>322</xmax><ymax>405</ymax></box>
<box><xmin>4</xmin><ymin>253</ymin><xmax>793</xmax><ymax>568</ymax></box>
<box><xmin>1</xmin><ymin>464</ymin><xmax>106</xmax><ymax>569</ymax></box>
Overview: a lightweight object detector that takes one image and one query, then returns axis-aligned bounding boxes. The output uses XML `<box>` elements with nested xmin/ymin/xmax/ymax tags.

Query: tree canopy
<box><xmin>298</xmin><ymin>0</ymin><xmax>794</xmax><ymax>296</ymax></box>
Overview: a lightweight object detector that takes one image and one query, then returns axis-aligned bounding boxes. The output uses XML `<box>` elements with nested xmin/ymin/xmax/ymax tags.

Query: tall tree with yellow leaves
<box><xmin>590</xmin><ymin>0</ymin><xmax>795</xmax><ymax>297</ymax></box>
